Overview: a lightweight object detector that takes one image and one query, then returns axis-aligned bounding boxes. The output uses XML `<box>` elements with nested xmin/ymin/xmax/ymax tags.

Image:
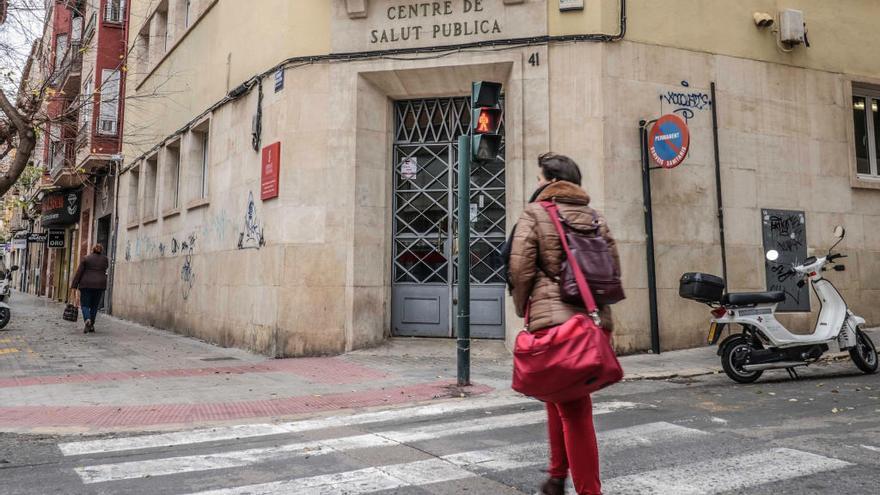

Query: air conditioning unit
<box><xmin>779</xmin><ymin>9</ymin><xmax>805</xmax><ymax>45</ymax></box>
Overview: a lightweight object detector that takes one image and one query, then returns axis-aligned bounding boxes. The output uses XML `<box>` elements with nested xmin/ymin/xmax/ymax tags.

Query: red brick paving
<box><xmin>0</xmin><ymin>380</ymin><xmax>492</xmax><ymax>428</ymax></box>
<box><xmin>0</xmin><ymin>357</ymin><xmax>387</xmax><ymax>389</ymax></box>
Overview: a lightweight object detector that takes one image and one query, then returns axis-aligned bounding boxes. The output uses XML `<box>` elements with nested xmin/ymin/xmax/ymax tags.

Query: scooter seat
<box><xmin>721</xmin><ymin>291</ymin><xmax>786</xmax><ymax>306</ymax></box>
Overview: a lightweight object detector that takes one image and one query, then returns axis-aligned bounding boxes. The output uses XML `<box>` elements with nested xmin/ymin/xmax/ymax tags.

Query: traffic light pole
<box><xmin>456</xmin><ymin>135</ymin><xmax>471</xmax><ymax>387</ymax></box>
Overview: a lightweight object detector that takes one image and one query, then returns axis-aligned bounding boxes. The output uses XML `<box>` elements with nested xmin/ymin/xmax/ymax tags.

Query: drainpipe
<box><xmin>106</xmin><ymin>157</ymin><xmax>121</xmax><ymax>314</ymax></box>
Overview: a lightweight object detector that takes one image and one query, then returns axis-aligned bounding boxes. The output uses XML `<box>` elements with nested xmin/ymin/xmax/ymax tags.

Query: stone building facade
<box><xmin>116</xmin><ymin>0</ymin><xmax>880</xmax><ymax>356</ymax></box>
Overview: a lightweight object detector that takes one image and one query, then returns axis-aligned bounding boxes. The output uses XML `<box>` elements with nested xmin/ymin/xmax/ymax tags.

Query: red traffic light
<box><xmin>473</xmin><ymin>107</ymin><xmax>501</xmax><ymax>135</ymax></box>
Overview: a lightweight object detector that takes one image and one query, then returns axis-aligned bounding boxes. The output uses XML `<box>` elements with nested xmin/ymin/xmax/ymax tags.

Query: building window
<box><xmin>79</xmin><ymin>77</ymin><xmax>93</xmax><ymax>136</ymax></box>
<box><xmin>164</xmin><ymin>140</ymin><xmax>181</xmax><ymax>211</ymax></box>
<box><xmin>128</xmin><ymin>166</ymin><xmax>140</xmax><ymax>222</ymax></box>
<box><xmin>156</xmin><ymin>5</ymin><xmax>169</xmax><ymax>53</ymax></box>
<box><xmin>98</xmin><ymin>69</ymin><xmax>120</xmax><ymax>135</ymax></box>
<box><xmin>190</xmin><ymin>121</ymin><xmax>210</xmax><ymax>200</ymax></box>
<box><xmin>54</xmin><ymin>34</ymin><xmax>68</xmax><ymax>71</ymax></box>
<box><xmin>105</xmin><ymin>0</ymin><xmax>126</xmax><ymax>24</ymax></box>
<box><xmin>144</xmin><ymin>154</ymin><xmax>159</xmax><ymax>218</ymax></box>
<box><xmin>853</xmin><ymin>87</ymin><xmax>880</xmax><ymax>178</ymax></box>
<box><xmin>136</xmin><ymin>29</ymin><xmax>149</xmax><ymax>73</ymax></box>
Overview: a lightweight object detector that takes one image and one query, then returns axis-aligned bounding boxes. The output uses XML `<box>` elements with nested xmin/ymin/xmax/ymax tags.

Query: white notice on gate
<box><xmin>400</xmin><ymin>157</ymin><xmax>417</xmax><ymax>180</ymax></box>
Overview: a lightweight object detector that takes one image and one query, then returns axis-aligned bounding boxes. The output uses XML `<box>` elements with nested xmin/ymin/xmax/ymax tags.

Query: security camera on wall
<box><xmin>753</xmin><ymin>12</ymin><xmax>775</xmax><ymax>28</ymax></box>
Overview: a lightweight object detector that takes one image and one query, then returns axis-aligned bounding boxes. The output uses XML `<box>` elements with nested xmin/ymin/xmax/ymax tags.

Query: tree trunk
<box><xmin>0</xmin><ymin>88</ymin><xmax>36</xmax><ymax>197</ymax></box>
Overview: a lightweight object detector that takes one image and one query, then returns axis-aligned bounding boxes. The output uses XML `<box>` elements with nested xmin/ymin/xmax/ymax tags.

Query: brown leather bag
<box><xmin>540</xmin><ymin>201</ymin><xmax>625</xmax><ymax>306</ymax></box>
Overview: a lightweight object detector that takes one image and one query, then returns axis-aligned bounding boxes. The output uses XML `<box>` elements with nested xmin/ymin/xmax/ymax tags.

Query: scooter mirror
<box><xmin>832</xmin><ymin>225</ymin><xmax>845</xmax><ymax>239</ymax></box>
<box><xmin>766</xmin><ymin>250</ymin><xmax>780</xmax><ymax>262</ymax></box>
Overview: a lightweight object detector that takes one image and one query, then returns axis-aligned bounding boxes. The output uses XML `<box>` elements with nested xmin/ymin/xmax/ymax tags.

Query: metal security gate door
<box><xmin>392</xmin><ymin>97</ymin><xmax>506</xmax><ymax>339</ymax></box>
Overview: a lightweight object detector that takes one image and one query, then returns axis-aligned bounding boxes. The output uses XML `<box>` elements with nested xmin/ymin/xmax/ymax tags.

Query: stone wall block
<box><xmin>725</xmin><ymin>245</ymin><xmax>765</xmax><ymax>292</ymax></box>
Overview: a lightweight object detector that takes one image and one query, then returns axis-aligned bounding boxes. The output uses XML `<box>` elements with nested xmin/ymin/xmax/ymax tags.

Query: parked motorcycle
<box><xmin>0</xmin><ymin>265</ymin><xmax>17</xmax><ymax>330</ymax></box>
<box><xmin>680</xmin><ymin>226</ymin><xmax>878</xmax><ymax>383</ymax></box>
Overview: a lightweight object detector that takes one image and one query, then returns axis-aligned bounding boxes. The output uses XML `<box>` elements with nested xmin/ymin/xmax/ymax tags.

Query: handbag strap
<box><xmin>540</xmin><ymin>201</ymin><xmax>601</xmax><ymax>325</ymax></box>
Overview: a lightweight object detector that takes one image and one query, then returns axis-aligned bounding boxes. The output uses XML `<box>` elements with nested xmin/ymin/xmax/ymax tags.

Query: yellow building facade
<box><xmin>116</xmin><ymin>0</ymin><xmax>880</xmax><ymax>356</ymax></box>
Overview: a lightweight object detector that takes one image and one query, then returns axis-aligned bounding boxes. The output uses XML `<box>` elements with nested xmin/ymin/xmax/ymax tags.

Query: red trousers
<box><xmin>546</xmin><ymin>396</ymin><xmax>601</xmax><ymax>495</ymax></box>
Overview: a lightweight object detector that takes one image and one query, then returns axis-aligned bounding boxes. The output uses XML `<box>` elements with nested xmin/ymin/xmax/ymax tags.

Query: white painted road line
<box><xmin>59</xmin><ymin>396</ymin><xmax>540</xmax><ymax>456</ymax></box>
<box><xmin>75</xmin><ymin>409</ymin><xmax>547</xmax><ymax>484</ymax></box>
<box><xmin>75</xmin><ymin>434</ymin><xmax>398</xmax><ymax>484</ymax></box>
<box><xmin>182</xmin><ymin>423</ymin><xmax>713</xmax><ymax>495</ymax></box>
<box><xmin>602</xmin><ymin>447</ymin><xmax>853</xmax><ymax>495</ymax></box>
<box><xmin>60</xmin><ymin>398</ymin><xmax>640</xmax><ymax>456</ymax></box>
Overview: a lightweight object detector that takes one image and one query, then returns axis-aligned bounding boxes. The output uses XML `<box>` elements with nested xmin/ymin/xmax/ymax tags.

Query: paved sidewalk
<box><xmin>0</xmin><ymin>293</ymin><xmax>496</xmax><ymax>433</ymax></box>
<box><xmin>0</xmin><ymin>291</ymin><xmax>876</xmax><ymax>434</ymax></box>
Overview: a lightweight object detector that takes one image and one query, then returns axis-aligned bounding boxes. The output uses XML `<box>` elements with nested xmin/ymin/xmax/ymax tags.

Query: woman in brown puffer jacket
<box><xmin>509</xmin><ymin>153</ymin><xmax>620</xmax><ymax>495</ymax></box>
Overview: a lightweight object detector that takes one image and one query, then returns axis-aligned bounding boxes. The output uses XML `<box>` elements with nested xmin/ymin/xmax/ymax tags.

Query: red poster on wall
<box><xmin>261</xmin><ymin>142</ymin><xmax>281</xmax><ymax>200</ymax></box>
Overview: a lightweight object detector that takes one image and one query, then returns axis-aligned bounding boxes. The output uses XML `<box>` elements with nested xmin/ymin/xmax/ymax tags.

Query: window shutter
<box><xmin>98</xmin><ymin>69</ymin><xmax>120</xmax><ymax>135</ymax></box>
<box><xmin>105</xmin><ymin>0</ymin><xmax>125</xmax><ymax>23</ymax></box>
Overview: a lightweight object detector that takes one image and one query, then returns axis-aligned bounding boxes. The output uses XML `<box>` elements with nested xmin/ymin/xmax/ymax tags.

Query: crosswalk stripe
<box><xmin>75</xmin><ymin>409</ymin><xmax>545</xmax><ymax>484</ymax></box>
<box><xmin>602</xmin><ymin>447</ymin><xmax>853</xmax><ymax>495</ymax></box>
<box><xmin>75</xmin><ymin>417</ymin><xmax>699</xmax><ymax>486</ymax></box>
<box><xmin>182</xmin><ymin>423</ymin><xmax>710</xmax><ymax>495</ymax></box>
<box><xmin>60</xmin><ymin>398</ymin><xmax>640</xmax><ymax>456</ymax></box>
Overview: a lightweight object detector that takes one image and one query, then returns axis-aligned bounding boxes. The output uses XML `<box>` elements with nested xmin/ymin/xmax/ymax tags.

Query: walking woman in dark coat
<box><xmin>71</xmin><ymin>244</ymin><xmax>109</xmax><ymax>333</ymax></box>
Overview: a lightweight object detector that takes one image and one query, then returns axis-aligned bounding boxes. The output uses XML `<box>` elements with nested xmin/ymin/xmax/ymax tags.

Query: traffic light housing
<box><xmin>470</xmin><ymin>81</ymin><xmax>502</xmax><ymax>162</ymax></box>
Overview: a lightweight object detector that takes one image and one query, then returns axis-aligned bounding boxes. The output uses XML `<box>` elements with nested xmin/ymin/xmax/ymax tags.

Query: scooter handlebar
<box><xmin>827</xmin><ymin>253</ymin><xmax>847</xmax><ymax>262</ymax></box>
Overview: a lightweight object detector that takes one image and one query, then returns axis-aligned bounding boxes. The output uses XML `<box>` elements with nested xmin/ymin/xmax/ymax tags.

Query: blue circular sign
<box><xmin>649</xmin><ymin>115</ymin><xmax>690</xmax><ymax>169</ymax></box>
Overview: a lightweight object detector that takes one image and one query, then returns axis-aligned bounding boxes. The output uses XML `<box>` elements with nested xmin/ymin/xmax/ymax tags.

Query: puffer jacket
<box><xmin>509</xmin><ymin>181</ymin><xmax>620</xmax><ymax>332</ymax></box>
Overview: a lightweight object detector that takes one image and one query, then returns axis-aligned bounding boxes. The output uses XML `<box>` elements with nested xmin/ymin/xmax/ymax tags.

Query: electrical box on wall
<box><xmin>559</xmin><ymin>0</ymin><xmax>584</xmax><ymax>12</ymax></box>
<box><xmin>779</xmin><ymin>9</ymin><xmax>805</xmax><ymax>45</ymax></box>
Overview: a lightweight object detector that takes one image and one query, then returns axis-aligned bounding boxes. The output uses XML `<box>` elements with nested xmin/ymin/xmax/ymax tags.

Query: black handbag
<box><xmin>63</xmin><ymin>290</ymin><xmax>78</xmax><ymax>322</ymax></box>
<box><xmin>63</xmin><ymin>304</ymin><xmax>78</xmax><ymax>322</ymax></box>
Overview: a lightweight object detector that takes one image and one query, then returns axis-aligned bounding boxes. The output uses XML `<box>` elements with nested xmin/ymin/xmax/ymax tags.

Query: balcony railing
<box><xmin>50</xmin><ymin>41</ymin><xmax>82</xmax><ymax>88</ymax></box>
<box><xmin>49</xmin><ymin>139</ymin><xmax>77</xmax><ymax>178</ymax></box>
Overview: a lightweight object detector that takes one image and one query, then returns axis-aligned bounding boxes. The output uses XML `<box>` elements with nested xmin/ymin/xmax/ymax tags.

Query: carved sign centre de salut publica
<box><xmin>370</xmin><ymin>0</ymin><xmax>502</xmax><ymax>44</ymax></box>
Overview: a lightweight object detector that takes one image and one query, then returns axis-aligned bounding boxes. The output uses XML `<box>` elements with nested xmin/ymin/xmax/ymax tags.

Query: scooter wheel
<box><xmin>721</xmin><ymin>338</ymin><xmax>763</xmax><ymax>384</ymax></box>
<box><xmin>0</xmin><ymin>308</ymin><xmax>9</xmax><ymax>330</ymax></box>
<box><xmin>849</xmin><ymin>329</ymin><xmax>878</xmax><ymax>374</ymax></box>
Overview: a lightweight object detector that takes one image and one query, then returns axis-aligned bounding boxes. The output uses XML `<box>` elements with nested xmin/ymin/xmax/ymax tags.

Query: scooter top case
<box><xmin>679</xmin><ymin>273</ymin><xmax>725</xmax><ymax>303</ymax></box>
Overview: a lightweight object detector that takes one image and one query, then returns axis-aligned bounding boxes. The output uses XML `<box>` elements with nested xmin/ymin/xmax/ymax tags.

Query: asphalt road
<box><xmin>1</xmin><ymin>359</ymin><xmax>879</xmax><ymax>495</ymax></box>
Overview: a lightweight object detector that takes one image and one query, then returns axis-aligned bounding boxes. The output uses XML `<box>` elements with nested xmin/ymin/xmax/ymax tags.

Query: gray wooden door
<box><xmin>391</xmin><ymin>97</ymin><xmax>506</xmax><ymax>339</ymax></box>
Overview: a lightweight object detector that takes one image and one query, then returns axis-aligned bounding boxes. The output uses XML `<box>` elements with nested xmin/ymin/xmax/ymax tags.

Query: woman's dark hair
<box><xmin>538</xmin><ymin>153</ymin><xmax>582</xmax><ymax>186</ymax></box>
<box><xmin>92</xmin><ymin>244</ymin><xmax>104</xmax><ymax>254</ymax></box>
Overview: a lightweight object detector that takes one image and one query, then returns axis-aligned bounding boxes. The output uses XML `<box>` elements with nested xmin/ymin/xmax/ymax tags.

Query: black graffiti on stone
<box><xmin>238</xmin><ymin>192</ymin><xmax>265</xmax><ymax>250</ymax></box>
<box><xmin>660</xmin><ymin>91</ymin><xmax>711</xmax><ymax>111</ymax></box>
<box><xmin>180</xmin><ymin>234</ymin><xmax>196</xmax><ymax>300</ymax></box>
<box><xmin>125</xmin><ymin>241</ymin><xmax>131</xmax><ymax>262</ymax></box>
<box><xmin>159</xmin><ymin>243</ymin><xmax>166</xmax><ymax>257</ymax></box>
<box><xmin>761</xmin><ymin>209</ymin><xmax>809</xmax><ymax>313</ymax></box>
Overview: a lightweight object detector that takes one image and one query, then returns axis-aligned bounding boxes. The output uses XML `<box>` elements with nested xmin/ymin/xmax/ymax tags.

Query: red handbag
<box><xmin>511</xmin><ymin>202</ymin><xmax>624</xmax><ymax>403</ymax></box>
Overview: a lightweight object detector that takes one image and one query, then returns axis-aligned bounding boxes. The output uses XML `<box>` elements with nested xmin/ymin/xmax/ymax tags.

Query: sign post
<box><xmin>640</xmin><ymin>114</ymin><xmax>691</xmax><ymax>355</ymax></box>
<box><xmin>457</xmin><ymin>134</ymin><xmax>471</xmax><ymax>387</ymax></box>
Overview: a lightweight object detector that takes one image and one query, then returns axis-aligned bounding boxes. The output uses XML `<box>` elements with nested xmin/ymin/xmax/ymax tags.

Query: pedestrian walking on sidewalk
<box><xmin>71</xmin><ymin>244</ymin><xmax>109</xmax><ymax>334</ymax></box>
<box><xmin>508</xmin><ymin>153</ymin><xmax>621</xmax><ymax>495</ymax></box>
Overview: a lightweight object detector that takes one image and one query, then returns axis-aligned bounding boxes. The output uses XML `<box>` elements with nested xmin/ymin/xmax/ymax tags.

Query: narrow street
<box><xmin>2</xmin><ymin>293</ymin><xmax>880</xmax><ymax>493</ymax></box>
<box><xmin>1</xmin><ymin>342</ymin><xmax>879</xmax><ymax>493</ymax></box>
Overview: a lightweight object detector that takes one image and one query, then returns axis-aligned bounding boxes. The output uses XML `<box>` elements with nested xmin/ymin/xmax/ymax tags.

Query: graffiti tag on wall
<box><xmin>180</xmin><ymin>233</ymin><xmax>196</xmax><ymax>300</ymax></box>
<box><xmin>761</xmin><ymin>209</ymin><xmax>809</xmax><ymax>312</ymax></box>
<box><xmin>237</xmin><ymin>192</ymin><xmax>265</xmax><ymax>250</ymax></box>
<box><xmin>659</xmin><ymin>80</ymin><xmax>711</xmax><ymax>123</ymax></box>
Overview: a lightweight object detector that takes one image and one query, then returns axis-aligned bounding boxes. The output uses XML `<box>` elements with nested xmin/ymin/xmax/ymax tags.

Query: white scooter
<box><xmin>680</xmin><ymin>226</ymin><xmax>878</xmax><ymax>383</ymax></box>
<box><xmin>0</xmin><ymin>264</ymin><xmax>17</xmax><ymax>330</ymax></box>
